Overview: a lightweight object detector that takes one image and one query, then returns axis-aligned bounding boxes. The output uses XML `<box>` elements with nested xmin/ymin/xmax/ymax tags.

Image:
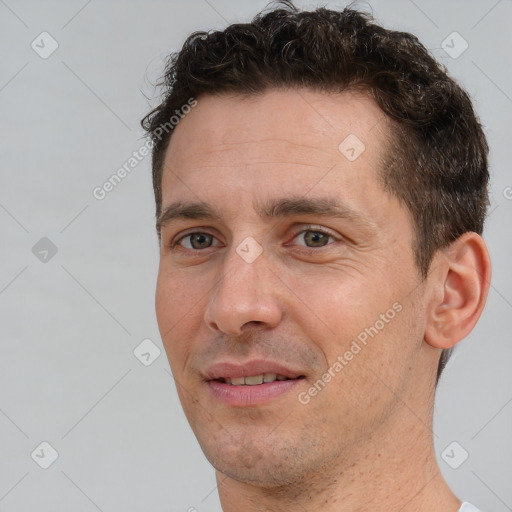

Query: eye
<box><xmin>175</xmin><ymin>232</ymin><xmax>221</xmax><ymax>250</ymax></box>
<box><xmin>292</xmin><ymin>228</ymin><xmax>336</xmax><ymax>248</ymax></box>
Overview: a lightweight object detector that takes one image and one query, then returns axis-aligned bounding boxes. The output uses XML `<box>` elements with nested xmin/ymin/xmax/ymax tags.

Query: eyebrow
<box><xmin>157</xmin><ymin>201</ymin><xmax>222</xmax><ymax>232</ymax></box>
<box><xmin>157</xmin><ymin>196</ymin><xmax>377</xmax><ymax>234</ymax></box>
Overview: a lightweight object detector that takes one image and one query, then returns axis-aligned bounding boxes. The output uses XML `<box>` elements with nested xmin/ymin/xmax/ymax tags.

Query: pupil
<box><xmin>305</xmin><ymin>231</ymin><xmax>328</xmax><ymax>247</ymax></box>
<box><xmin>192</xmin><ymin>233</ymin><xmax>211</xmax><ymax>249</ymax></box>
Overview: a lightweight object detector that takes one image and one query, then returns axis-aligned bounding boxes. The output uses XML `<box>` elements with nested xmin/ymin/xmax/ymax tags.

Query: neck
<box><xmin>216</xmin><ymin>383</ymin><xmax>461</xmax><ymax>512</ymax></box>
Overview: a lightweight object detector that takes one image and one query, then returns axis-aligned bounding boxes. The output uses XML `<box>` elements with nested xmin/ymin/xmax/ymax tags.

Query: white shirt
<box><xmin>459</xmin><ymin>503</ymin><xmax>481</xmax><ymax>512</ymax></box>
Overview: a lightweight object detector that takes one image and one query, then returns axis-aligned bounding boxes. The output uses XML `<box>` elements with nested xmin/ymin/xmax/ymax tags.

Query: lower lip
<box><xmin>207</xmin><ymin>379</ymin><xmax>302</xmax><ymax>406</ymax></box>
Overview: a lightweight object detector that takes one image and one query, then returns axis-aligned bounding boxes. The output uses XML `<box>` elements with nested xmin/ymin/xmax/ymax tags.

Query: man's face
<box><xmin>155</xmin><ymin>89</ymin><xmax>434</xmax><ymax>486</ymax></box>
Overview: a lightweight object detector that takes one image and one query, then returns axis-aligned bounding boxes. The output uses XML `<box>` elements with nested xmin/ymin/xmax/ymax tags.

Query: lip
<box><xmin>207</xmin><ymin>379</ymin><xmax>303</xmax><ymax>406</ymax></box>
<box><xmin>203</xmin><ymin>359</ymin><xmax>304</xmax><ymax>380</ymax></box>
<box><xmin>203</xmin><ymin>359</ymin><xmax>306</xmax><ymax>407</ymax></box>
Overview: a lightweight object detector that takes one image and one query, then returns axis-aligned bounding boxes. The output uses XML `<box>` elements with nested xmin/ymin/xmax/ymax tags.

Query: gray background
<box><xmin>0</xmin><ymin>0</ymin><xmax>511</xmax><ymax>510</ymax></box>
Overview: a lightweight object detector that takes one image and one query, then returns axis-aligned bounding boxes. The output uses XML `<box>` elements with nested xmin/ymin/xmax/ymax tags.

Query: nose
<box><xmin>203</xmin><ymin>244</ymin><xmax>283</xmax><ymax>336</ymax></box>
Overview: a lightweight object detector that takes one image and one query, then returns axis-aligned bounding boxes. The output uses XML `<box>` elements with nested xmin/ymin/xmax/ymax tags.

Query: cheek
<box><xmin>155</xmin><ymin>276</ymin><xmax>176</xmax><ymax>333</ymax></box>
<box><xmin>155</xmin><ymin>268</ymin><xmax>203</xmax><ymax>369</ymax></box>
<box><xmin>155</xmin><ymin>264</ymin><xmax>205</xmax><ymax>325</ymax></box>
<box><xmin>283</xmin><ymin>269</ymin><xmax>385</xmax><ymax>351</ymax></box>
<box><xmin>293</xmin><ymin>265</ymin><xmax>416</xmax><ymax>376</ymax></box>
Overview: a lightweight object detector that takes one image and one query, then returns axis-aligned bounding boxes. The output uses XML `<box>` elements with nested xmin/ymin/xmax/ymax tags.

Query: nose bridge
<box><xmin>204</xmin><ymin>239</ymin><xmax>282</xmax><ymax>334</ymax></box>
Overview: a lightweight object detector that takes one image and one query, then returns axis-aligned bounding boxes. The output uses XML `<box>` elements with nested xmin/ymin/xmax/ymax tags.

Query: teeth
<box><xmin>245</xmin><ymin>375</ymin><xmax>263</xmax><ymax>385</ymax></box>
<box><xmin>224</xmin><ymin>373</ymin><xmax>289</xmax><ymax>385</ymax></box>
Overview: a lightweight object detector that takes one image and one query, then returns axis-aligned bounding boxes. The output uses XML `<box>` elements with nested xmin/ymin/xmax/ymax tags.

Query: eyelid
<box><xmin>171</xmin><ymin>228</ymin><xmax>222</xmax><ymax>249</ymax></box>
<box><xmin>288</xmin><ymin>224</ymin><xmax>340</xmax><ymax>243</ymax></box>
<box><xmin>169</xmin><ymin>224</ymin><xmax>343</xmax><ymax>251</ymax></box>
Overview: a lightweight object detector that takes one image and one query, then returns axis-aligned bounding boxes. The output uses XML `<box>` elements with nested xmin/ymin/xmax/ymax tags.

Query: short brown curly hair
<box><xmin>141</xmin><ymin>1</ymin><xmax>490</xmax><ymax>382</ymax></box>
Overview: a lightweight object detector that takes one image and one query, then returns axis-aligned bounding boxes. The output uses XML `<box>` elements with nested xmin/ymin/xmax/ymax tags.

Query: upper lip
<box><xmin>203</xmin><ymin>359</ymin><xmax>305</xmax><ymax>380</ymax></box>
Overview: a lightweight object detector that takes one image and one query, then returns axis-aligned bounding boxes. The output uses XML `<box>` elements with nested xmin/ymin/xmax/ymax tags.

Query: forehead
<box><xmin>166</xmin><ymin>88</ymin><xmax>387</xmax><ymax>160</ymax></box>
<box><xmin>161</xmin><ymin>88</ymin><xmax>391</xmax><ymax>217</ymax></box>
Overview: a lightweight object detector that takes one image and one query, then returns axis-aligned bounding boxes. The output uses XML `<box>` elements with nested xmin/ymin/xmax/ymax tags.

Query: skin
<box><xmin>155</xmin><ymin>89</ymin><xmax>491</xmax><ymax>511</ymax></box>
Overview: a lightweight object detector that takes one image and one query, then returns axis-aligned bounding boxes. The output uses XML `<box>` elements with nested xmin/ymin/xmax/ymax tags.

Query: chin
<box><xmin>211</xmin><ymin>456</ymin><xmax>299</xmax><ymax>488</ymax></box>
<box><xmin>198</xmin><ymin>434</ymin><xmax>319</xmax><ymax>488</ymax></box>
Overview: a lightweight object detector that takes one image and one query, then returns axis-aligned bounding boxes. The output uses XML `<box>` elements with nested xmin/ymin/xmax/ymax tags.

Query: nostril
<box><xmin>245</xmin><ymin>320</ymin><xmax>263</xmax><ymax>327</ymax></box>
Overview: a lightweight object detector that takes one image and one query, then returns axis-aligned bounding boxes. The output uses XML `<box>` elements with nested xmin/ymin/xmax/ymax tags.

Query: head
<box><xmin>143</xmin><ymin>1</ymin><xmax>490</xmax><ymax>491</ymax></box>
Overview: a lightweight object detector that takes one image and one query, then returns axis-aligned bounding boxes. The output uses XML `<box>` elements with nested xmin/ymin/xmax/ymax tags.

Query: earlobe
<box><xmin>424</xmin><ymin>232</ymin><xmax>491</xmax><ymax>350</ymax></box>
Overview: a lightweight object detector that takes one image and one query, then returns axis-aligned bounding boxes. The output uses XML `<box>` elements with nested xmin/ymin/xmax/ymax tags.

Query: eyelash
<box><xmin>288</xmin><ymin>226</ymin><xmax>338</xmax><ymax>251</ymax></box>
<box><xmin>170</xmin><ymin>226</ymin><xmax>339</xmax><ymax>252</ymax></box>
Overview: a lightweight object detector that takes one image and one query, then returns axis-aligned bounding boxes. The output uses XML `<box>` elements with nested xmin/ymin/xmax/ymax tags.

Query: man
<box><xmin>142</xmin><ymin>2</ymin><xmax>491</xmax><ymax>510</ymax></box>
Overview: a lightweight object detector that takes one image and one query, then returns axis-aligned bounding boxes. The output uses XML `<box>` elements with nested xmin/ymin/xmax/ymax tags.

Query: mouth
<box><xmin>203</xmin><ymin>360</ymin><xmax>306</xmax><ymax>406</ymax></box>
<box><xmin>213</xmin><ymin>373</ymin><xmax>303</xmax><ymax>386</ymax></box>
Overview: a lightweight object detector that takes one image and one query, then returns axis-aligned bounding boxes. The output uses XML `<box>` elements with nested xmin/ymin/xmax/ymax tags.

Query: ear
<box><xmin>424</xmin><ymin>232</ymin><xmax>491</xmax><ymax>349</ymax></box>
